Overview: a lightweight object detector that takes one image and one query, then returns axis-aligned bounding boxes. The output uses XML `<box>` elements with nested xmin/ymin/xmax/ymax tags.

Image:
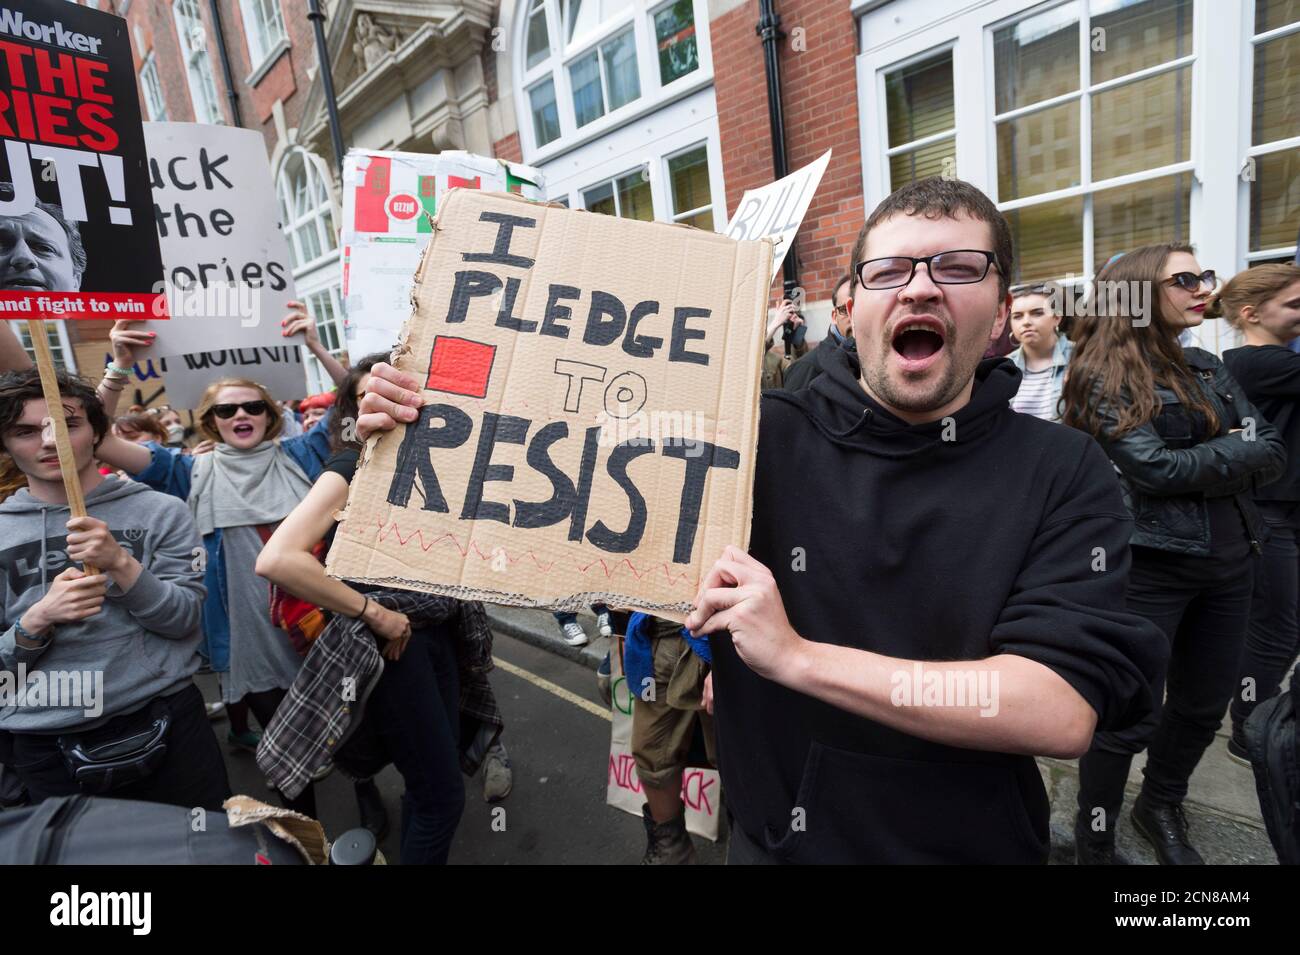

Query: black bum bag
<box><xmin>57</xmin><ymin>697</ymin><xmax>172</xmax><ymax>794</ymax></box>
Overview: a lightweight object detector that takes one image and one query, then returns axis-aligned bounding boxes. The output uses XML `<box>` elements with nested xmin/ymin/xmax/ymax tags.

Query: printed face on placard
<box><xmin>0</xmin><ymin>208</ymin><xmax>81</xmax><ymax>293</ymax></box>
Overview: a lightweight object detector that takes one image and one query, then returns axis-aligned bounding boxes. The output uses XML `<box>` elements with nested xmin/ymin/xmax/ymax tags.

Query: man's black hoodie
<box><xmin>710</xmin><ymin>347</ymin><xmax>1166</xmax><ymax>864</ymax></box>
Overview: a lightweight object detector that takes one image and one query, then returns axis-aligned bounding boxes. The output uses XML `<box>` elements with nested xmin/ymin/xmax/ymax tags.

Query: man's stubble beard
<box><xmin>858</xmin><ymin>314</ymin><xmax>995</xmax><ymax>416</ymax></box>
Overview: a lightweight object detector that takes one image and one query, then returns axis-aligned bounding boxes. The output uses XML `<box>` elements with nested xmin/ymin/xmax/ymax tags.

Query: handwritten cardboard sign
<box><xmin>327</xmin><ymin>190</ymin><xmax>771</xmax><ymax>616</ymax></box>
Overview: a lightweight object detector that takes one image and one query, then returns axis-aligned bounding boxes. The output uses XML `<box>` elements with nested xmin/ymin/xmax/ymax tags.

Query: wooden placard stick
<box><xmin>26</xmin><ymin>318</ymin><xmax>98</xmax><ymax>576</ymax></box>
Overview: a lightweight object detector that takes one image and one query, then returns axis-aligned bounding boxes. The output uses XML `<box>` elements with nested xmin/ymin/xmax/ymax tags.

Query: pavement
<box><xmin>204</xmin><ymin>618</ymin><xmax>724</xmax><ymax>865</ymax></box>
<box><xmin>485</xmin><ymin>605</ymin><xmax>1280</xmax><ymax>866</ymax></box>
<box><xmin>203</xmin><ymin>604</ymin><xmax>1277</xmax><ymax>865</ymax></box>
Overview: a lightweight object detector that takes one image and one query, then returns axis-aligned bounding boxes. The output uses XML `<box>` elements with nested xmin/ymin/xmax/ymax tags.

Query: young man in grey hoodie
<box><xmin>0</xmin><ymin>369</ymin><xmax>230</xmax><ymax>810</ymax></box>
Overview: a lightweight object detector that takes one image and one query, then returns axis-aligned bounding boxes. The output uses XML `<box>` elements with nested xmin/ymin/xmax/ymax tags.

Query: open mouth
<box><xmin>232</xmin><ymin>422</ymin><xmax>256</xmax><ymax>439</ymax></box>
<box><xmin>891</xmin><ymin>318</ymin><xmax>947</xmax><ymax>371</ymax></box>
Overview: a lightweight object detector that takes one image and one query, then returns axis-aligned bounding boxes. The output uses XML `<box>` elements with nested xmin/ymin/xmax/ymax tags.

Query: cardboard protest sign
<box><xmin>327</xmin><ymin>190</ymin><xmax>771</xmax><ymax>616</ymax></box>
<box><xmin>136</xmin><ymin>123</ymin><xmax>305</xmax><ymax>408</ymax></box>
<box><xmin>0</xmin><ymin>0</ymin><xmax>164</xmax><ymax>319</ymax></box>
<box><xmin>724</xmin><ymin>149</ymin><xmax>831</xmax><ymax>284</ymax></box>
<box><xmin>341</xmin><ymin>149</ymin><xmax>543</xmax><ymax>360</ymax></box>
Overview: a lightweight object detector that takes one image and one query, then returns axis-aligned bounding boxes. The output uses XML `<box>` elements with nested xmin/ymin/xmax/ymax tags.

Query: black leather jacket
<box><xmin>1091</xmin><ymin>348</ymin><xmax>1287</xmax><ymax>557</ymax></box>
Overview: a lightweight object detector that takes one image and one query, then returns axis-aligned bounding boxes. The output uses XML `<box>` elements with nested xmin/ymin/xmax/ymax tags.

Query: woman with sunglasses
<box><xmin>1006</xmin><ymin>285</ymin><xmax>1071</xmax><ymax>421</ymax></box>
<box><xmin>1213</xmin><ymin>265</ymin><xmax>1300</xmax><ymax>764</ymax></box>
<box><xmin>1060</xmin><ymin>243</ymin><xmax>1286</xmax><ymax>865</ymax></box>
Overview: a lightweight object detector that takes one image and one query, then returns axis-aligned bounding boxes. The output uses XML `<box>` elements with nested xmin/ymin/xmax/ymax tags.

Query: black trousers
<box><xmin>5</xmin><ymin>682</ymin><xmax>232</xmax><ymax>811</ymax></box>
<box><xmin>1232</xmin><ymin>501</ymin><xmax>1300</xmax><ymax>739</ymax></box>
<box><xmin>1078</xmin><ymin>544</ymin><xmax>1252</xmax><ymax>834</ymax></box>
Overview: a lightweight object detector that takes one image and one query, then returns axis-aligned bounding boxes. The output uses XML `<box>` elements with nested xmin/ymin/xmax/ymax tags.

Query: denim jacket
<box><xmin>1007</xmin><ymin>335</ymin><xmax>1072</xmax><ymax>422</ymax></box>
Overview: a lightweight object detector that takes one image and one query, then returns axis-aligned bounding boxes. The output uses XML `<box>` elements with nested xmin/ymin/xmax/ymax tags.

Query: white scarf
<box><xmin>189</xmin><ymin>441</ymin><xmax>312</xmax><ymax>536</ymax></box>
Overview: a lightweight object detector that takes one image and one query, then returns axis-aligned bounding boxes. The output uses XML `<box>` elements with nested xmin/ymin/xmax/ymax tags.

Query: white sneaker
<box><xmin>483</xmin><ymin>742</ymin><xmax>513</xmax><ymax>802</ymax></box>
<box><xmin>560</xmin><ymin>621</ymin><xmax>588</xmax><ymax>647</ymax></box>
<box><xmin>596</xmin><ymin>611</ymin><xmax>613</xmax><ymax>638</ymax></box>
<box><xmin>205</xmin><ymin>701</ymin><xmax>226</xmax><ymax>721</ymax></box>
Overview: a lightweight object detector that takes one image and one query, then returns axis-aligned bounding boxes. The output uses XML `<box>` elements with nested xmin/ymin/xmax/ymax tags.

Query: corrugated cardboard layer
<box><xmin>326</xmin><ymin>189</ymin><xmax>772</xmax><ymax>616</ymax></box>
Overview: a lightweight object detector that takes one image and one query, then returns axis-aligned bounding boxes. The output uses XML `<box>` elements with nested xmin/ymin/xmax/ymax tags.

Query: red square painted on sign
<box><xmin>425</xmin><ymin>336</ymin><xmax>496</xmax><ymax>398</ymax></box>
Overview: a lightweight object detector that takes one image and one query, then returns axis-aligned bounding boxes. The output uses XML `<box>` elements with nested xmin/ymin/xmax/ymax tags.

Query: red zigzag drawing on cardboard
<box><xmin>372</xmin><ymin>519</ymin><xmax>694</xmax><ymax>587</ymax></box>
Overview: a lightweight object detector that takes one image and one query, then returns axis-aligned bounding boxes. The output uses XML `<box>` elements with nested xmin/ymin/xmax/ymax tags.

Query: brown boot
<box><xmin>640</xmin><ymin>804</ymin><xmax>696</xmax><ymax>864</ymax></box>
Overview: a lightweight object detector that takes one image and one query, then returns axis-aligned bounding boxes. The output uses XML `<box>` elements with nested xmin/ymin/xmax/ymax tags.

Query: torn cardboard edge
<box><xmin>328</xmin><ymin>570</ymin><xmax>692</xmax><ymax>623</ymax></box>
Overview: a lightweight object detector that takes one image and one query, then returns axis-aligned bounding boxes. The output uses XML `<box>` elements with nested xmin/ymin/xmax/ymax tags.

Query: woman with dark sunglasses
<box><xmin>1059</xmin><ymin>243</ymin><xmax>1286</xmax><ymax>865</ymax></box>
<box><xmin>1215</xmin><ymin>265</ymin><xmax>1300</xmax><ymax>764</ymax></box>
<box><xmin>93</xmin><ymin>319</ymin><xmax>348</xmax><ymax>819</ymax></box>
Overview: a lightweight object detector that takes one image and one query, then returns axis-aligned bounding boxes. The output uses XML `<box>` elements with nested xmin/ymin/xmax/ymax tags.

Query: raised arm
<box><xmin>284</xmin><ymin>301</ymin><xmax>348</xmax><ymax>387</ymax></box>
<box><xmin>686</xmin><ymin>441</ymin><xmax>1166</xmax><ymax>760</ymax></box>
<box><xmin>95</xmin><ymin>320</ymin><xmax>155</xmax><ymax>417</ymax></box>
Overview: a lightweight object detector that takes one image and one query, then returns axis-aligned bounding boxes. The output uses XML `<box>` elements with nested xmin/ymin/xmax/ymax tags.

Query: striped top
<box><xmin>1011</xmin><ymin>366</ymin><xmax>1057</xmax><ymax>421</ymax></box>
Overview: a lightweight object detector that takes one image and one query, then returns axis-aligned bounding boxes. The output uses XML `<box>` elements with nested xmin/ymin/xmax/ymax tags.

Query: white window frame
<box><xmin>139</xmin><ymin>52</ymin><xmax>168</xmax><ymax>121</ymax></box>
<box><xmin>173</xmin><ymin>0</ymin><xmax>225</xmax><ymax>125</ymax></box>
<box><xmin>11</xmin><ymin>320</ymin><xmax>76</xmax><ymax>374</ymax></box>
<box><xmin>1240</xmin><ymin>7</ymin><xmax>1300</xmax><ymax>265</ymax></box>
<box><xmin>580</xmin><ymin>163</ymin><xmax>652</xmax><ymax>217</ymax></box>
<box><xmin>240</xmin><ymin>0</ymin><xmax>288</xmax><ymax>81</ymax></box>
<box><xmin>298</xmin><ymin>282</ymin><xmax>346</xmax><ymax>394</ymax></box>
<box><xmin>277</xmin><ymin>148</ymin><xmax>338</xmax><ymax>275</ymax></box>
<box><xmin>666</xmin><ymin>141</ymin><xmax>713</xmax><ymax>225</ymax></box>
<box><xmin>516</xmin><ymin>0</ymin><xmax>714</xmax><ymax>164</ymax></box>
<box><xmin>983</xmin><ymin>0</ymin><xmax>1196</xmax><ymax>283</ymax></box>
<box><xmin>879</xmin><ymin>42</ymin><xmax>958</xmax><ymax>194</ymax></box>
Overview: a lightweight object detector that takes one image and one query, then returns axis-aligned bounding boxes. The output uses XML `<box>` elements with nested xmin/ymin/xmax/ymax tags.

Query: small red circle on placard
<box><xmin>387</xmin><ymin>194</ymin><xmax>419</xmax><ymax>220</ymax></box>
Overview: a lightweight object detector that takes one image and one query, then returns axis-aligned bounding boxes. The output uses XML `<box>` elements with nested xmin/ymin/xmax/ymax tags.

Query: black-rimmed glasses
<box><xmin>856</xmin><ymin>250</ymin><xmax>1000</xmax><ymax>290</ymax></box>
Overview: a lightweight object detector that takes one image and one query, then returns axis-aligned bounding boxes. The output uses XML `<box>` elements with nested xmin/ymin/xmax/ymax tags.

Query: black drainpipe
<box><xmin>307</xmin><ymin>0</ymin><xmax>347</xmax><ymax>173</ymax></box>
<box><xmin>206</xmin><ymin>0</ymin><xmax>242</xmax><ymax>126</ymax></box>
<box><xmin>756</xmin><ymin>0</ymin><xmax>801</xmax><ymax>352</ymax></box>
